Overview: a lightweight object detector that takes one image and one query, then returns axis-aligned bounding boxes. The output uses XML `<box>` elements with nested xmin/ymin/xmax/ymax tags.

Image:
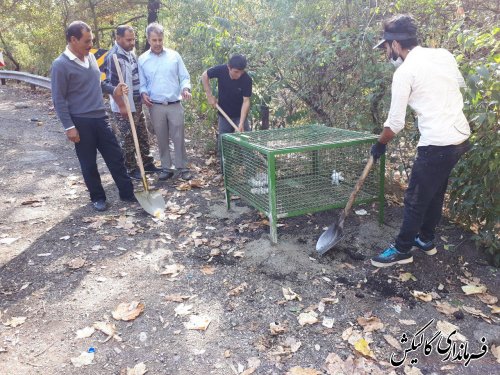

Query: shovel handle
<box><xmin>216</xmin><ymin>104</ymin><xmax>240</xmax><ymax>132</ymax></box>
<box><xmin>112</xmin><ymin>55</ymin><xmax>149</xmax><ymax>192</ymax></box>
<box><xmin>343</xmin><ymin>155</ymin><xmax>374</xmax><ymax>216</ymax></box>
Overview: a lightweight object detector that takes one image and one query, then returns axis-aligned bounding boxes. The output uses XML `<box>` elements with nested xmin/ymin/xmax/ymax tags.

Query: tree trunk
<box><xmin>144</xmin><ymin>0</ymin><xmax>161</xmax><ymax>51</ymax></box>
<box><xmin>88</xmin><ymin>0</ymin><xmax>100</xmax><ymax>47</ymax></box>
<box><xmin>0</xmin><ymin>31</ymin><xmax>20</xmax><ymax>71</ymax></box>
<box><xmin>260</xmin><ymin>104</ymin><xmax>269</xmax><ymax>130</ymax></box>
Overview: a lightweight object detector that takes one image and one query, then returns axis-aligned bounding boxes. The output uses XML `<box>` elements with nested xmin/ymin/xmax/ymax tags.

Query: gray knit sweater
<box><xmin>51</xmin><ymin>53</ymin><xmax>113</xmax><ymax>130</ymax></box>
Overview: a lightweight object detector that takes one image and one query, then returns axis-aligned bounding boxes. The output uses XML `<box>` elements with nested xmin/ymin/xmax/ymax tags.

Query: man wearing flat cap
<box><xmin>369</xmin><ymin>14</ymin><xmax>471</xmax><ymax>268</ymax></box>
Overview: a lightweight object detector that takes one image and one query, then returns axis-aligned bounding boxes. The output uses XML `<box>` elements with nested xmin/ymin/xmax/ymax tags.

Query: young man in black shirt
<box><xmin>201</xmin><ymin>54</ymin><xmax>252</xmax><ymax>158</ymax></box>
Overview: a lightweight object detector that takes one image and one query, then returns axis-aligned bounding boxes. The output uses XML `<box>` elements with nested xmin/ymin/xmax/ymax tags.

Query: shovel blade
<box><xmin>135</xmin><ymin>190</ymin><xmax>165</xmax><ymax>217</ymax></box>
<box><xmin>316</xmin><ymin>221</ymin><xmax>344</xmax><ymax>255</ymax></box>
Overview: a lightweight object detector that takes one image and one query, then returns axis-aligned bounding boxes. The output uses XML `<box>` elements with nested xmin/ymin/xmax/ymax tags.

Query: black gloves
<box><xmin>371</xmin><ymin>141</ymin><xmax>386</xmax><ymax>161</ymax></box>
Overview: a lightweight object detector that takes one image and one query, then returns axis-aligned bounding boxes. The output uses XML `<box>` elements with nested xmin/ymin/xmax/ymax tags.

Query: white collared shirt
<box><xmin>384</xmin><ymin>46</ymin><xmax>470</xmax><ymax>146</ymax></box>
<box><xmin>64</xmin><ymin>46</ymin><xmax>90</xmax><ymax>68</ymax></box>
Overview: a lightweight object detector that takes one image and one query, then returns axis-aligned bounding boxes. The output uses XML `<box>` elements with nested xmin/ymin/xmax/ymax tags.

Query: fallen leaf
<box><xmin>399</xmin><ymin>272</ymin><xmax>417</xmax><ymax>282</ymax></box>
<box><xmin>228</xmin><ymin>282</ymin><xmax>247</xmax><ymax>296</ymax></box>
<box><xmin>353</xmin><ymin>338</ymin><xmax>375</xmax><ymax>358</ymax></box>
<box><xmin>436</xmin><ymin>320</ymin><xmax>467</xmax><ymax>341</ymax></box>
<box><xmin>67</xmin><ymin>257</ymin><xmax>86</xmax><ymax>269</ymax></box>
<box><xmin>176</xmin><ymin>182</ymin><xmax>191</xmax><ymax>191</ymax></box>
<box><xmin>399</xmin><ymin>319</ymin><xmax>416</xmax><ymax>325</ymax></box>
<box><xmin>357</xmin><ymin>316</ymin><xmax>384</xmax><ymax>332</ymax></box>
<box><xmin>284</xmin><ymin>337</ymin><xmax>302</xmax><ymax>353</ymax></box>
<box><xmin>298</xmin><ymin>311</ymin><xmax>318</xmax><ymax>326</ymax></box>
<box><xmin>384</xmin><ymin>334</ymin><xmax>402</xmax><ymax>350</ymax></box>
<box><xmin>462</xmin><ymin>306</ymin><xmax>492</xmax><ymax>323</ymax></box>
<box><xmin>411</xmin><ymin>290</ymin><xmax>433</xmax><ymax>302</ymax></box>
<box><xmin>322</xmin><ymin>317</ymin><xmax>335</xmax><ymax>329</ymax></box>
<box><xmin>286</xmin><ymin>367</ymin><xmax>321</xmax><ymax>375</ymax></box>
<box><xmin>461</xmin><ymin>284</ymin><xmax>487</xmax><ymax>295</ymax></box>
<box><xmin>282</xmin><ymin>287</ymin><xmax>302</xmax><ymax>301</ymax></box>
<box><xmin>269</xmin><ymin>322</ymin><xmax>286</xmax><ymax>335</ymax></box>
<box><xmin>161</xmin><ymin>264</ymin><xmax>185</xmax><ymax>278</ymax></box>
<box><xmin>189</xmin><ymin>179</ymin><xmax>204</xmax><ymax>188</ymax></box>
<box><xmin>241</xmin><ymin>368</ymin><xmax>256</xmax><ymax>375</ymax></box>
<box><xmin>354</xmin><ymin>209</ymin><xmax>368</xmax><ymax>216</ymax></box>
<box><xmin>93</xmin><ymin>321</ymin><xmax>122</xmax><ymax>342</ymax></box>
<box><xmin>490</xmin><ymin>305</ymin><xmax>500</xmax><ymax>314</ymax></box>
<box><xmin>174</xmin><ymin>303</ymin><xmax>193</xmax><ymax>316</ymax></box>
<box><xmin>122</xmin><ymin>362</ymin><xmax>147</xmax><ymax>375</ymax></box>
<box><xmin>112</xmin><ymin>301</ymin><xmax>145</xmax><ymax>321</ymax></box>
<box><xmin>491</xmin><ymin>344</ymin><xmax>500</xmax><ymax>363</ymax></box>
<box><xmin>60</xmin><ymin>235</ymin><xmax>70</xmax><ymax>240</ymax></box>
<box><xmin>3</xmin><ymin>316</ymin><xmax>27</xmax><ymax>327</ymax></box>
<box><xmin>76</xmin><ymin>326</ymin><xmax>95</xmax><ymax>339</ymax></box>
<box><xmin>165</xmin><ymin>294</ymin><xmax>191</xmax><ymax>302</ymax></box>
<box><xmin>200</xmin><ymin>265</ymin><xmax>216</xmax><ymax>275</ymax></box>
<box><xmin>324</xmin><ymin>352</ymin><xmax>386</xmax><ymax>375</ymax></box>
<box><xmin>476</xmin><ymin>293</ymin><xmax>498</xmax><ymax>305</ymax></box>
<box><xmin>233</xmin><ymin>251</ymin><xmax>245</xmax><ymax>258</ymax></box>
<box><xmin>0</xmin><ymin>238</ymin><xmax>19</xmax><ymax>245</ymax></box>
<box><xmin>71</xmin><ymin>351</ymin><xmax>94</xmax><ymax>367</ymax></box>
<box><xmin>434</xmin><ymin>301</ymin><xmax>459</xmax><ymax>316</ymax></box>
<box><xmin>404</xmin><ymin>366</ymin><xmax>423</xmax><ymax>375</ymax></box>
<box><xmin>183</xmin><ymin>315</ymin><xmax>211</xmax><ymax>331</ymax></box>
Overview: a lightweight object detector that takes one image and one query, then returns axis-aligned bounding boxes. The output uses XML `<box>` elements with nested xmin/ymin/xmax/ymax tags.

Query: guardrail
<box><xmin>0</xmin><ymin>70</ymin><xmax>51</xmax><ymax>90</ymax></box>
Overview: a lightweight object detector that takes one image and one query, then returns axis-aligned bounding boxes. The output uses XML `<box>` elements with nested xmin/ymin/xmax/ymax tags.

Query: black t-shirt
<box><xmin>207</xmin><ymin>64</ymin><xmax>252</xmax><ymax>118</ymax></box>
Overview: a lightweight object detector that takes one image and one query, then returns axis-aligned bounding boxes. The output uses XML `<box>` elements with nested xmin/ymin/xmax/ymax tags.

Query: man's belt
<box><xmin>151</xmin><ymin>100</ymin><xmax>180</xmax><ymax>105</ymax></box>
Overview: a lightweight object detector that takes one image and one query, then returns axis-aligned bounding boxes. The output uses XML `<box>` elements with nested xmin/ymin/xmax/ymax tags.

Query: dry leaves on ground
<box><xmin>161</xmin><ymin>263</ymin><xmax>185</xmax><ymax>278</ymax></box>
<box><xmin>3</xmin><ymin>316</ymin><xmax>27</xmax><ymax>327</ymax></box>
<box><xmin>354</xmin><ymin>338</ymin><xmax>376</xmax><ymax>358</ymax></box>
<box><xmin>183</xmin><ymin>315</ymin><xmax>211</xmax><ymax>331</ymax></box>
<box><xmin>75</xmin><ymin>326</ymin><xmax>95</xmax><ymax>339</ymax></box>
<box><xmin>228</xmin><ymin>282</ymin><xmax>248</xmax><ymax>296</ymax></box>
<box><xmin>71</xmin><ymin>351</ymin><xmax>94</xmax><ymax>367</ymax></box>
<box><xmin>67</xmin><ymin>257</ymin><xmax>86</xmax><ymax>269</ymax></box>
<box><xmin>297</xmin><ymin>311</ymin><xmax>318</xmax><ymax>326</ymax></box>
<box><xmin>121</xmin><ymin>362</ymin><xmax>148</xmax><ymax>375</ymax></box>
<box><xmin>200</xmin><ymin>265</ymin><xmax>216</xmax><ymax>275</ymax></box>
<box><xmin>282</xmin><ymin>287</ymin><xmax>302</xmax><ymax>301</ymax></box>
<box><xmin>269</xmin><ymin>322</ymin><xmax>287</xmax><ymax>335</ymax></box>
<box><xmin>434</xmin><ymin>301</ymin><xmax>459</xmax><ymax>316</ymax></box>
<box><xmin>476</xmin><ymin>293</ymin><xmax>498</xmax><ymax>305</ymax></box>
<box><xmin>462</xmin><ymin>306</ymin><xmax>492</xmax><ymax>323</ymax></box>
<box><xmin>411</xmin><ymin>290</ymin><xmax>433</xmax><ymax>302</ymax></box>
<box><xmin>286</xmin><ymin>367</ymin><xmax>321</xmax><ymax>375</ymax></box>
<box><xmin>436</xmin><ymin>320</ymin><xmax>467</xmax><ymax>341</ymax></box>
<box><xmin>324</xmin><ymin>352</ymin><xmax>389</xmax><ymax>375</ymax></box>
<box><xmin>112</xmin><ymin>301</ymin><xmax>145</xmax><ymax>321</ymax></box>
<box><xmin>174</xmin><ymin>303</ymin><xmax>193</xmax><ymax>316</ymax></box>
<box><xmin>461</xmin><ymin>284</ymin><xmax>487</xmax><ymax>295</ymax></box>
<box><xmin>357</xmin><ymin>315</ymin><xmax>384</xmax><ymax>332</ymax></box>
<box><xmin>491</xmin><ymin>345</ymin><xmax>500</xmax><ymax>363</ymax></box>
<box><xmin>384</xmin><ymin>334</ymin><xmax>402</xmax><ymax>351</ymax></box>
<box><xmin>93</xmin><ymin>321</ymin><xmax>122</xmax><ymax>342</ymax></box>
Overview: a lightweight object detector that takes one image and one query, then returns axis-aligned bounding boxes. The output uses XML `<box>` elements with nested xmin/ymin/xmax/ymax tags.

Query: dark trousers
<box><xmin>396</xmin><ymin>140</ymin><xmax>470</xmax><ymax>252</ymax></box>
<box><xmin>72</xmin><ymin>116</ymin><xmax>134</xmax><ymax>202</ymax></box>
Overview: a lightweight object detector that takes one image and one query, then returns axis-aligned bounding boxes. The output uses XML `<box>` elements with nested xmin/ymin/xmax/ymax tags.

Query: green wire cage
<box><xmin>221</xmin><ymin>125</ymin><xmax>385</xmax><ymax>243</ymax></box>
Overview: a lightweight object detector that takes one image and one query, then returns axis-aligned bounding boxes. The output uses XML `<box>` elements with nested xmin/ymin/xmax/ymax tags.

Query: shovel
<box><xmin>216</xmin><ymin>104</ymin><xmax>241</xmax><ymax>132</ymax></box>
<box><xmin>316</xmin><ymin>155</ymin><xmax>374</xmax><ymax>255</ymax></box>
<box><xmin>112</xmin><ymin>55</ymin><xmax>166</xmax><ymax>217</ymax></box>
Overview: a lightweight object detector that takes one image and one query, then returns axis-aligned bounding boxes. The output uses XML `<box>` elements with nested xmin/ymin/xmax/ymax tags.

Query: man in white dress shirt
<box><xmin>369</xmin><ymin>14</ymin><xmax>471</xmax><ymax>268</ymax></box>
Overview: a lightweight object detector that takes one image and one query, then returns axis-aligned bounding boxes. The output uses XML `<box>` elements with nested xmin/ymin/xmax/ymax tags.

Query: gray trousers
<box><xmin>149</xmin><ymin>102</ymin><xmax>188</xmax><ymax>170</ymax></box>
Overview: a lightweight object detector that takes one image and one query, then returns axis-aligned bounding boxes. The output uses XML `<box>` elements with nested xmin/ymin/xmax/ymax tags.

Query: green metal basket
<box><xmin>221</xmin><ymin>124</ymin><xmax>385</xmax><ymax>242</ymax></box>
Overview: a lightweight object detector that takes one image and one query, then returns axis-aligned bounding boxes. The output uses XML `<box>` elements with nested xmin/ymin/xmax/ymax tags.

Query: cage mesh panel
<box><xmin>274</xmin><ymin>144</ymin><xmax>378</xmax><ymax>216</ymax></box>
<box><xmin>222</xmin><ymin>125</ymin><xmax>381</xmax><ymax>222</ymax></box>
<box><xmin>222</xmin><ymin>137</ymin><xmax>270</xmax><ymax>213</ymax></box>
<box><xmin>233</xmin><ymin>124</ymin><xmax>375</xmax><ymax>150</ymax></box>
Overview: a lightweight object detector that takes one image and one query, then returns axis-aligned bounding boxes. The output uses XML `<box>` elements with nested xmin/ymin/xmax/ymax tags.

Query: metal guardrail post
<box><xmin>0</xmin><ymin>70</ymin><xmax>51</xmax><ymax>90</ymax></box>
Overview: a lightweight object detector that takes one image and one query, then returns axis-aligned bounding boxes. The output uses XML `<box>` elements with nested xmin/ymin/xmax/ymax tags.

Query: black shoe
<box><xmin>92</xmin><ymin>200</ymin><xmax>107</xmax><ymax>212</ymax></box>
<box><xmin>144</xmin><ymin>163</ymin><xmax>162</xmax><ymax>174</ymax></box>
<box><xmin>158</xmin><ymin>169</ymin><xmax>174</xmax><ymax>180</ymax></box>
<box><xmin>128</xmin><ymin>169</ymin><xmax>142</xmax><ymax>180</ymax></box>
<box><xmin>178</xmin><ymin>169</ymin><xmax>192</xmax><ymax>181</ymax></box>
<box><xmin>121</xmin><ymin>195</ymin><xmax>138</xmax><ymax>203</ymax></box>
<box><xmin>414</xmin><ymin>236</ymin><xmax>437</xmax><ymax>255</ymax></box>
<box><xmin>371</xmin><ymin>246</ymin><xmax>413</xmax><ymax>268</ymax></box>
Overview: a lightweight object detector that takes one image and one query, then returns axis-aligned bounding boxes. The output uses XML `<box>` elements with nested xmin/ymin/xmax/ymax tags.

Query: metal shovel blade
<box><xmin>316</xmin><ymin>219</ymin><xmax>344</xmax><ymax>255</ymax></box>
<box><xmin>134</xmin><ymin>190</ymin><xmax>165</xmax><ymax>217</ymax></box>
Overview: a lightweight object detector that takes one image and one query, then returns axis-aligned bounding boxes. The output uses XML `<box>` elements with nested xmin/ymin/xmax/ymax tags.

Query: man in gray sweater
<box><xmin>51</xmin><ymin>21</ymin><xmax>135</xmax><ymax>212</ymax></box>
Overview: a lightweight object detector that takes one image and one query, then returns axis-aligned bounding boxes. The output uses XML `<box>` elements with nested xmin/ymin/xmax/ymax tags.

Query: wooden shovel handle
<box><xmin>343</xmin><ymin>155</ymin><xmax>374</xmax><ymax>216</ymax></box>
<box><xmin>112</xmin><ymin>55</ymin><xmax>149</xmax><ymax>192</ymax></box>
<box><xmin>216</xmin><ymin>104</ymin><xmax>240</xmax><ymax>132</ymax></box>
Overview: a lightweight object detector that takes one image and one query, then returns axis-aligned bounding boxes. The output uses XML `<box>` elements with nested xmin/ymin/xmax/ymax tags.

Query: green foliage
<box><xmin>448</xmin><ymin>26</ymin><xmax>500</xmax><ymax>264</ymax></box>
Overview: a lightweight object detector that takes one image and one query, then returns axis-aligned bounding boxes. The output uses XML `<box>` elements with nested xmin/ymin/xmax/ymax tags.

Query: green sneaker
<box><xmin>371</xmin><ymin>246</ymin><xmax>413</xmax><ymax>268</ymax></box>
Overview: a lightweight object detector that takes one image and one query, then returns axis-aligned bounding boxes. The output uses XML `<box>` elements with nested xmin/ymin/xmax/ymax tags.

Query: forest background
<box><xmin>1</xmin><ymin>0</ymin><xmax>498</xmax><ymax>263</ymax></box>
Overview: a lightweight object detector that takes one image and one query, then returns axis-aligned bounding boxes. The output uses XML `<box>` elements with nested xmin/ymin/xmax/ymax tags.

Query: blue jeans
<box><xmin>395</xmin><ymin>140</ymin><xmax>470</xmax><ymax>252</ymax></box>
<box><xmin>72</xmin><ymin>116</ymin><xmax>134</xmax><ymax>202</ymax></box>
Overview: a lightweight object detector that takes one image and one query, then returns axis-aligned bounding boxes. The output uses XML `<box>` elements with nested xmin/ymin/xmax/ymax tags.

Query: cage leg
<box><xmin>269</xmin><ymin>215</ymin><xmax>278</xmax><ymax>244</ymax></box>
<box><xmin>225</xmin><ymin>189</ymin><xmax>231</xmax><ymax>210</ymax></box>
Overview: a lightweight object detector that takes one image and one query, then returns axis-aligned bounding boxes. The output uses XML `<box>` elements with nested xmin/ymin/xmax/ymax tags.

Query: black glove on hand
<box><xmin>371</xmin><ymin>141</ymin><xmax>386</xmax><ymax>161</ymax></box>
